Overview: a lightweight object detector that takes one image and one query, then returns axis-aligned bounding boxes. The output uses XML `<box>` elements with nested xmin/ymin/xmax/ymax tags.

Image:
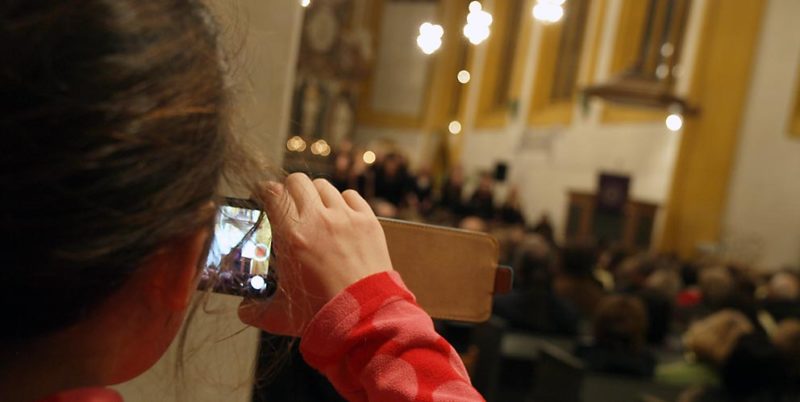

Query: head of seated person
<box><xmin>459</xmin><ymin>215</ymin><xmax>488</xmax><ymax>233</ymax></box>
<box><xmin>766</xmin><ymin>271</ymin><xmax>800</xmax><ymax>302</ymax></box>
<box><xmin>683</xmin><ymin>309</ymin><xmax>754</xmax><ymax>367</ymax></box>
<box><xmin>575</xmin><ymin>295</ymin><xmax>655</xmax><ymax>378</ymax></box>
<box><xmin>698</xmin><ymin>266</ymin><xmax>736</xmax><ymax>310</ymax></box>
<box><xmin>559</xmin><ymin>242</ymin><xmax>599</xmax><ymax>279</ymax></box>
<box><xmin>512</xmin><ymin>234</ymin><xmax>554</xmax><ymax>290</ymax></box>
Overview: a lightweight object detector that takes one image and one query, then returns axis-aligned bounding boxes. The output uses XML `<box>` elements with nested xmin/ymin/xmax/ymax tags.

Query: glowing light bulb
<box><xmin>464</xmin><ymin>3</ymin><xmax>492</xmax><ymax>45</ymax></box>
<box><xmin>655</xmin><ymin>64</ymin><xmax>670</xmax><ymax>80</ymax></box>
<box><xmin>286</xmin><ymin>135</ymin><xmax>307</xmax><ymax>152</ymax></box>
<box><xmin>310</xmin><ymin>139</ymin><xmax>329</xmax><ymax>155</ymax></box>
<box><xmin>457</xmin><ymin>70</ymin><xmax>471</xmax><ymax>84</ymax></box>
<box><xmin>665</xmin><ymin>113</ymin><xmax>683</xmax><ymax>131</ymax></box>
<box><xmin>532</xmin><ymin>2</ymin><xmax>564</xmax><ymax>23</ymax></box>
<box><xmin>417</xmin><ymin>22</ymin><xmax>444</xmax><ymax>55</ymax></box>
<box><xmin>363</xmin><ymin>150</ymin><xmax>376</xmax><ymax>164</ymax></box>
<box><xmin>300</xmin><ymin>0</ymin><xmax>310</xmax><ymax>8</ymax></box>
<box><xmin>448</xmin><ymin>120</ymin><xmax>462</xmax><ymax>135</ymax></box>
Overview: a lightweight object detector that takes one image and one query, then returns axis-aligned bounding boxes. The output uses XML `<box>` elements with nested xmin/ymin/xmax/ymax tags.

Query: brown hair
<box><xmin>592</xmin><ymin>295</ymin><xmax>648</xmax><ymax>351</ymax></box>
<box><xmin>0</xmin><ymin>0</ymin><xmax>250</xmax><ymax>340</ymax></box>
<box><xmin>683</xmin><ymin>309</ymin><xmax>754</xmax><ymax>366</ymax></box>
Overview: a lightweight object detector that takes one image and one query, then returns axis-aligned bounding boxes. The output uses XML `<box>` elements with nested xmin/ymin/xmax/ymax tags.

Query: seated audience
<box><xmin>493</xmin><ymin>236</ymin><xmax>580</xmax><ymax>335</ymax></box>
<box><xmin>330</xmin><ymin>152</ymin><xmax>353</xmax><ymax>192</ymax></box>
<box><xmin>531</xmin><ymin>213</ymin><xmax>556</xmax><ymax>246</ymax></box>
<box><xmin>772</xmin><ymin>319</ymin><xmax>800</xmax><ymax>384</ymax></box>
<box><xmin>553</xmin><ymin>244</ymin><xmax>605</xmax><ymax>317</ymax></box>
<box><xmin>372</xmin><ymin>152</ymin><xmax>413</xmax><ymax>207</ymax></box>
<box><xmin>411</xmin><ymin>166</ymin><xmax>435</xmax><ymax>216</ymax></box>
<box><xmin>657</xmin><ymin>310</ymin><xmax>753</xmax><ymax>387</ymax></box>
<box><xmin>440</xmin><ymin>164</ymin><xmax>467</xmax><ymax>216</ymax></box>
<box><xmin>574</xmin><ymin>295</ymin><xmax>657</xmax><ymax>378</ymax></box>
<box><xmin>459</xmin><ymin>216</ymin><xmax>489</xmax><ymax>233</ymax></box>
<box><xmin>467</xmin><ymin>172</ymin><xmax>496</xmax><ymax>220</ymax></box>
<box><xmin>499</xmin><ymin>186</ymin><xmax>526</xmax><ymax>226</ymax></box>
<box><xmin>761</xmin><ymin>271</ymin><xmax>800</xmax><ymax>322</ymax></box>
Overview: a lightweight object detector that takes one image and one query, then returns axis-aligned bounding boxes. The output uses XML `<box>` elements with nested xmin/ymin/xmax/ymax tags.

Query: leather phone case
<box><xmin>379</xmin><ymin>218</ymin><xmax>512</xmax><ymax>323</ymax></box>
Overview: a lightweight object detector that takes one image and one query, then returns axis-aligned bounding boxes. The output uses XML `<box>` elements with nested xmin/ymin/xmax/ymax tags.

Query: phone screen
<box><xmin>199</xmin><ymin>199</ymin><xmax>276</xmax><ymax>298</ymax></box>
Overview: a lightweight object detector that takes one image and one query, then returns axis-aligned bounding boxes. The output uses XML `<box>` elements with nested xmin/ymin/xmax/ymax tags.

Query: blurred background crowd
<box><xmin>274</xmin><ymin>143</ymin><xmax>800</xmax><ymax>402</ymax></box>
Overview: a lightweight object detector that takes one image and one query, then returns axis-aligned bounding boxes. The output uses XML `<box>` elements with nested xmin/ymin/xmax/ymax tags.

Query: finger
<box><xmin>238</xmin><ymin>291</ymin><xmax>305</xmax><ymax>336</ymax></box>
<box><xmin>342</xmin><ymin>189</ymin><xmax>374</xmax><ymax>214</ymax></box>
<box><xmin>313</xmin><ymin>178</ymin><xmax>347</xmax><ymax>209</ymax></box>
<box><xmin>259</xmin><ymin>182</ymin><xmax>298</xmax><ymax>230</ymax></box>
<box><xmin>285</xmin><ymin>173</ymin><xmax>323</xmax><ymax>215</ymax></box>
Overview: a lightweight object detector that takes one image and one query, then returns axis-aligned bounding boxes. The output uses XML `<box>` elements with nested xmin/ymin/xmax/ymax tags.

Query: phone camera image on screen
<box><xmin>199</xmin><ymin>200</ymin><xmax>277</xmax><ymax>298</ymax></box>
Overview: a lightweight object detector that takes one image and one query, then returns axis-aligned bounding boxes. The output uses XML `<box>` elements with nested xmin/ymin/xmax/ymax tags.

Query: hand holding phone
<box><xmin>237</xmin><ymin>173</ymin><xmax>393</xmax><ymax>336</ymax></box>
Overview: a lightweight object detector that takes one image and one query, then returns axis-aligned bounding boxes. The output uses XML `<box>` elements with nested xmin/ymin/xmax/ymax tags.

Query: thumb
<box><xmin>238</xmin><ymin>289</ymin><xmax>311</xmax><ymax>337</ymax></box>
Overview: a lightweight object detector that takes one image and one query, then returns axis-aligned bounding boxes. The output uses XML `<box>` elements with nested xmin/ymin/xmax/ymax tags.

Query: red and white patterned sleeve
<box><xmin>300</xmin><ymin>271</ymin><xmax>485</xmax><ymax>402</ymax></box>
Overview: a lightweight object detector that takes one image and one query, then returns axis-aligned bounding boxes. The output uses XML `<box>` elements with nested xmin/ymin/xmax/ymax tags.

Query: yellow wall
<box><xmin>659</xmin><ymin>0</ymin><xmax>767</xmax><ymax>257</ymax></box>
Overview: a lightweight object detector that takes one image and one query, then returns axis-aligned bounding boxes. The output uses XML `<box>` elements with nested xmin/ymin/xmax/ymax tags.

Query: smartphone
<box><xmin>199</xmin><ymin>198</ymin><xmax>277</xmax><ymax>298</ymax></box>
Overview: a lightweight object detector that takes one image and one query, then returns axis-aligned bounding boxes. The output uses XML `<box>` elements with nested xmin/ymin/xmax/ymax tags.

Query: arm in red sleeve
<box><xmin>300</xmin><ymin>271</ymin><xmax>485</xmax><ymax>402</ymax></box>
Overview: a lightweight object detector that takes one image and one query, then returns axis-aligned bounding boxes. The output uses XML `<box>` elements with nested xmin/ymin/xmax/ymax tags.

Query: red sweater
<box><xmin>39</xmin><ymin>272</ymin><xmax>484</xmax><ymax>402</ymax></box>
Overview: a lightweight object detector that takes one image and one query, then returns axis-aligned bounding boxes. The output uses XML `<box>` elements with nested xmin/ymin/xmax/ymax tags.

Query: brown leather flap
<box><xmin>379</xmin><ymin>218</ymin><xmax>506</xmax><ymax>323</ymax></box>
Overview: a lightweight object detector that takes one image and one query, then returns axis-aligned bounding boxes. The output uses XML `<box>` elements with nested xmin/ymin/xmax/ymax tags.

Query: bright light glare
<box><xmin>655</xmin><ymin>64</ymin><xmax>670</xmax><ymax>80</ymax></box>
<box><xmin>448</xmin><ymin>120</ymin><xmax>462</xmax><ymax>135</ymax></box>
<box><xmin>532</xmin><ymin>3</ymin><xmax>564</xmax><ymax>23</ymax></box>
<box><xmin>457</xmin><ymin>70</ymin><xmax>471</xmax><ymax>84</ymax></box>
<box><xmin>463</xmin><ymin>5</ymin><xmax>493</xmax><ymax>45</ymax></box>
<box><xmin>363</xmin><ymin>150</ymin><xmax>377</xmax><ymax>164</ymax></box>
<box><xmin>665</xmin><ymin>114</ymin><xmax>683</xmax><ymax>132</ymax></box>
<box><xmin>249</xmin><ymin>276</ymin><xmax>267</xmax><ymax>291</ymax></box>
<box><xmin>417</xmin><ymin>22</ymin><xmax>444</xmax><ymax>55</ymax></box>
<box><xmin>300</xmin><ymin>0</ymin><xmax>310</xmax><ymax>8</ymax></box>
<box><xmin>286</xmin><ymin>135</ymin><xmax>307</xmax><ymax>152</ymax></box>
<box><xmin>310</xmin><ymin>139</ymin><xmax>330</xmax><ymax>156</ymax></box>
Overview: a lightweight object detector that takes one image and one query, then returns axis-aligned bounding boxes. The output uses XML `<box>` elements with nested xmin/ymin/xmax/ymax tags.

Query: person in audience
<box><xmin>440</xmin><ymin>164</ymin><xmax>466</xmax><ymax>216</ymax></box>
<box><xmin>411</xmin><ymin>165</ymin><xmax>435</xmax><ymax>216</ymax></box>
<box><xmin>0</xmin><ymin>2</ymin><xmax>483</xmax><ymax>401</ymax></box>
<box><xmin>594</xmin><ymin>246</ymin><xmax>631</xmax><ymax>291</ymax></box>
<box><xmin>498</xmin><ymin>186</ymin><xmax>525</xmax><ymax>226</ymax></box>
<box><xmin>493</xmin><ymin>235</ymin><xmax>580</xmax><ymax>335</ymax></box>
<box><xmin>772</xmin><ymin>319</ymin><xmax>800</xmax><ymax>388</ymax></box>
<box><xmin>657</xmin><ymin>309</ymin><xmax>753</xmax><ymax>387</ymax></box>
<box><xmin>531</xmin><ymin>213</ymin><xmax>556</xmax><ymax>246</ymax></box>
<box><xmin>459</xmin><ymin>216</ymin><xmax>489</xmax><ymax>233</ymax></box>
<box><xmin>640</xmin><ymin>263</ymin><xmax>682</xmax><ymax>345</ymax></box>
<box><xmin>329</xmin><ymin>152</ymin><xmax>354</xmax><ymax>192</ymax></box>
<box><xmin>707</xmin><ymin>324</ymin><xmax>791</xmax><ymax>401</ymax></box>
<box><xmin>372</xmin><ymin>152</ymin><xmax>413</xmax><ymax>207</ymax></box>
<box><xmin>467</xmin><ymin>171</ymin><xmax>496</xmax><ymax>220</ymax></box>
<box><xmin>694</xmin><ymin>266</ymin><xmax>736</xmax><ymax>316</ymax></box>
<box><xmin>349</xmin><ymin>147</ymin><xmax>373</xmax><ymax>196</ymax></box>
<box><xmin>761</xmin><ymin>271</ymin><xmax>800</xmax><ymax>322</ymax></box>
<box><xmin>677</xmin><ymin>262</ymin><xmax>703</xmax><ymax>308</ymax></box>
<box><xmin>492</xmin><ymin>225</ymin><xmax>527</xmax><ymax>266</ymax></box>
<box><xmin>574</xmin><ymin>295</ymin><xmax>657</xmax><ymax>378</ymax></box>
<box><xmin>553</xmin><ymin>243</ymin><xmax>605</xmax><ymax>317</ymax></box>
